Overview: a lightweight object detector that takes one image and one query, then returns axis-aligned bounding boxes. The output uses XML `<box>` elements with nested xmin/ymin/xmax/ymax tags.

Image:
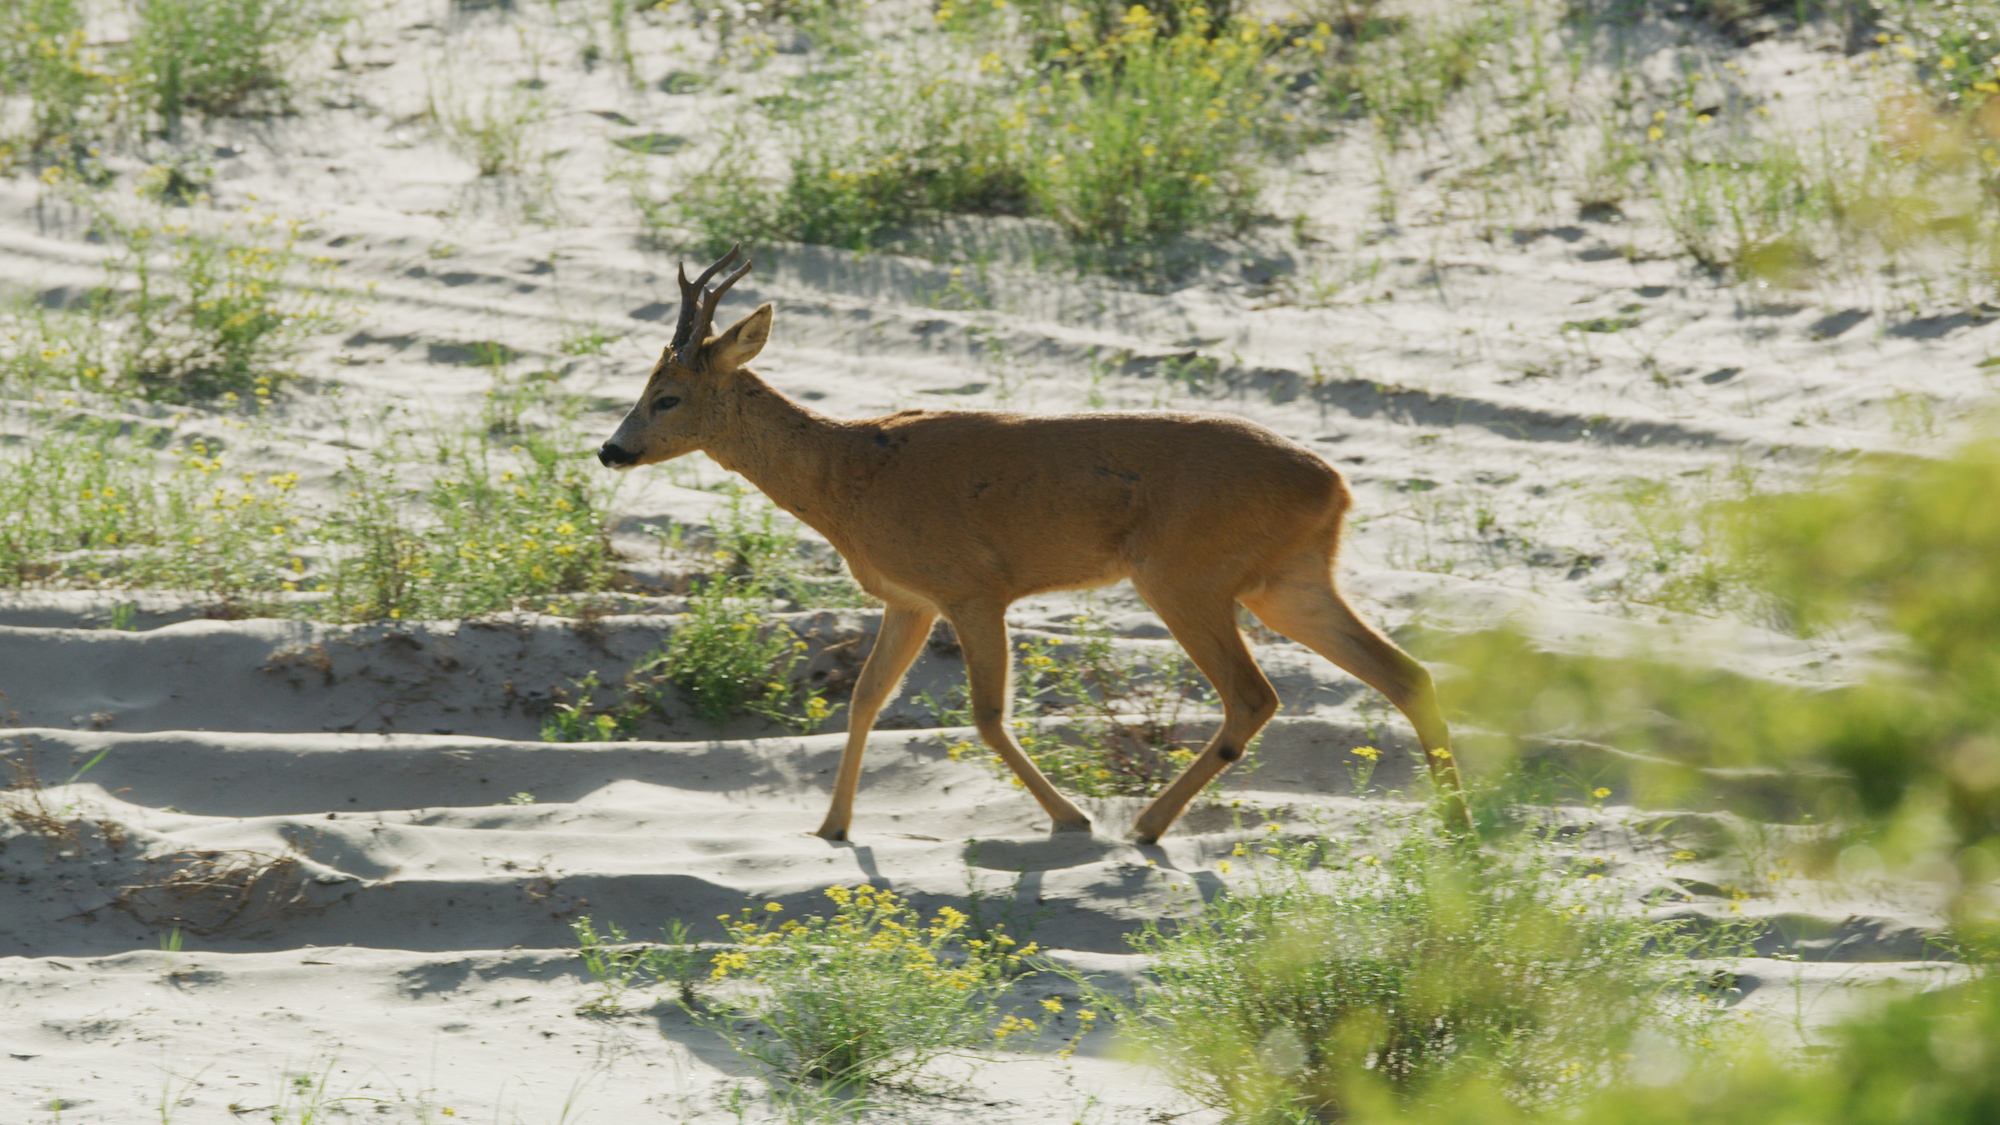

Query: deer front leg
<box><xmin>815</xmin><ymin>602</ymin><xmax>937</xmax><ymax>842</ymax></box>
<box><xmin>948</xmin><ymin>603</ymin><xmax>1093</xmax><ymax>834</ymax></box>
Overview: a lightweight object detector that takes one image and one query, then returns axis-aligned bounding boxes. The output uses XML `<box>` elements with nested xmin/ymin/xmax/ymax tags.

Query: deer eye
<box><xmin>651</xmin><ymin>395</ymin><xmax>681</xmax><ymax>413</ymax></box>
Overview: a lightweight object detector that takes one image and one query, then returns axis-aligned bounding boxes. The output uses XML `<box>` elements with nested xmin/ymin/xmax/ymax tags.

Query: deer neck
<box><xmin>699</xmin><ymin>369</ymin><xmax>857</xmax><ymax>535</ymax></box>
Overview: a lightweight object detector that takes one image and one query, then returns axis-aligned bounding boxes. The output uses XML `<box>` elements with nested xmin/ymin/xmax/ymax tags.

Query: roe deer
<box><xmin>598</xmin><ymin>247</ymin><xmax>1470</xmax><ymax>843</ymax></box>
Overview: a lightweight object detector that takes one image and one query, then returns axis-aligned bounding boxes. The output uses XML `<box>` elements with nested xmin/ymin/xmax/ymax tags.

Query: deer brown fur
<box><xmin>599</xmin><ymin>249</ymin><xmax>1470</xmax><ymax>843</ymax></box>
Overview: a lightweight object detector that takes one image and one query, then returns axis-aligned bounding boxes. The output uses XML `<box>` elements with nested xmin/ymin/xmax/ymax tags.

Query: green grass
<box><xmin>704</xmin><ymin>490</ymin><xmax>866</xmax><ymax>608</ymax></box>
<box><xmin>0</xmin><ymin>404</ymin><xmax>622</xmax><ymax>622</ymax></box>
<box><xmin>673</xmin><ymin>54</ymin><xmax>1024</xmax><ymax>252</ymax></box>
<box><xmin>1012</xmin><ymin>6</ymin><xmax>1281</xmax><ymax>247</ymax></box>
<box><xmin>1316</xmin><ymin>3</ymin><xmax>1516</xmax><ymax>146</ymax></box>
<box><xmin>703</xmin><ymin>885</ymin><xmax>1039</xmax><ymax>1088</ymax></box>
<box><xmin>1607</xmin><ymin>465</ymin><xmax>1767</xmax><ymax>617</ymax></box>
<box><xmin>530</xmin><ymin>492</ymin><xmax>854</xmax><ymax>737</ymax></box>
<box><xmin>316</xmin><ymin>429</ymin><xmax>619</xmax><ymax>622</ymax></box>
<box><xmin>570</xmin><ymin>915</ymin><xmax>707</xmax><ymax>1015</ymax></box>
<box><xmin>427</xmin><ymin>77</ymin><xmax>548</xmax><ymax>178</ymax></box>
<box><xmin>1102</xmin><ymin>821</ymin><xmax>1743</xmax><ymax>1123</ymax></box>
<box><xmin>4</xmin><ymin>192</ymin><xmax>340</xmax><ymax>402</ymax></box>
<box><xmin>131</xmin><ymin>0</ymin><xmax>318</xmax><ymax>125</ymax></box>
<box><xmin>0</xmin><ymin>0</ymin><xmax>124</xmax><ymax>165</ymax></box>
<box><xmin>666</xmin><ymin>5</ymin><xmax>1296</xmax><ymax>266</ymax></box>
<box><xmin>639</xmin><ymin>575</ymin><xmax>830</xmax><ymax>728</ymax></box>
<box><xmin>1441</xmin><ymin>427</ymin><xmax>2000</xmax><ymax>866</ymax></box>
<box><xmin>0</xmin><ymin>416</ymin><xmax>301</xmax><ymax>599</ymax></box>
<box><xmin>1295</xmin><ymin>970</ymin><xmax>2000</xmax><ymax>1125</ymax></box>
<box><xmin>0</xmin><ymin>0</ymin><xmax>330</xmax><ymax>158</ymax></box>
<box><xmin>1881</xmin><ymin>0</ymin><xmax>2000</xmax><ymax>105</ymax></box>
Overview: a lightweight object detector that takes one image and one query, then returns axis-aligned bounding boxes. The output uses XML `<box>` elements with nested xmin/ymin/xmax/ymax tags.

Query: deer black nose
<box><xmin>597</xmin><ymin>441</ymin><xmax>639</xmax><ymax>468</ymax></box>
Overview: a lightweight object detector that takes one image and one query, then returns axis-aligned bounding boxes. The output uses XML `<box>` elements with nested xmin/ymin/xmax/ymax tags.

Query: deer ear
<box><xmin>704</xmin><ymin>303</ymin><xmax>773</xmax><ymax>372</ymax></box>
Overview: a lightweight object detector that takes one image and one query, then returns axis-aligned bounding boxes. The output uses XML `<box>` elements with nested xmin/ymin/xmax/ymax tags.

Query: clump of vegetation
<box><xmin>1606</xmin><ymin>465</ymin><xmax>1767</xmax><ymax>616</ymax></box>
<box><xmin>642</xmin><ymin>577</ymin><xmax>830</xmax><ymax>728</ymax></box>
<box><xmin>0</xmin><ymin>417</ymin><xmax>303</xmax><ymax>598</ymax></box>
<box><xmin>4</xmin><ymin>190</ymin><xmax>340</xmax><ymax>401</ymax></box>
<box><xmin>672</xmin><ymin>51</ymin><xmax>1023</xmax><ymax>252</ymax></box>
<box><xmin>704</xmin><ymin>885</ymin><xmax>1040</xmax><ymax>1088</ymax></box>
<box><xmin>535</xmin><ymin>493</ymin><xmax>851</xmax><ymax>739</ymax></box>
<box><xmin>1009</xmin><ymin>4</ymin><xmax>1282</xmax><ymax>246</ymax></box>
<box><xmin>1107</xmin><ymin>823</ymin><xmax>1742</xmax><ymax>1124</ymax></box>
<box><xmin>427</xmin><ymin>77</ymin><xmax>548</xmax><ymax>178</ymax></box>
<box><xmin>0</xmin><ymin>406</ymin><xmax>621</xmax><ymax>621</ymax></box>
<box><xmin>632</xmin><ymin>492</ymin><xmax>858</xmax><ymax>729</ymax></box>
<box><xmin>0</xmin><ymin>0</ymin><xmax>330</xmax><ymax>163</ymax></box>
<box><xmin>540</xmin><ymin>670</ymin><xmax>645</xmax><ymax>742</ymax></box>
<box><xmin>1882</xmin><ymin>0</ymin><xmax>2000</xmax><ymax>106</ymax></box>
<box><xmin>317</xmin><ymin>431</ymin><xmax>618</xmax><ymax>622</ymax></box>
<box><xmin>130</xmin><ymin>0</ymin><xmax>318</xmax><ymax>125</ymax></box>
<box><xmin>571</xmin><ymin>915</ymin><xmax>708</xmax><ymax>1015</ymax></box>
<box><xmin>1724</xmin><ymin>434</ymin><xmax>2000</xmax><ymax>855</ymax></box>
<box><xmin>665</xmin><ymin>0</ymin><xmax>1297</xmax><ymax>264</ymax></box>
<box><xmin>705</xmin><ymin>490</ymin><xmax>866</xmax><ymax>609</ymax></box>
<box><xmin>1450</xmin><ymin>429</ymin><xmax>2000</xmax><ymax>862</ymax></box>
<box><xmin>1554</xmin><ymin>972</ymin><xmax>2000</xmax><ymax>1125</ymax></box>
<box><xmin>1313</xmin><ymin>1</ymin><xmax>1513</xmax><ymax>145</ymax></box>
<box><xmin>0</xmin><ymin>0</ymin><xmax>129</xmax><ymax>165</ymax></box>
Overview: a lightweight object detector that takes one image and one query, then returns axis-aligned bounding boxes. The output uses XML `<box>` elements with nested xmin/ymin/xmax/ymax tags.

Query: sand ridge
<box><xmin>3</xmin><ymin>0</ymin><xmax>1996</xmax><ymax>1119</ymax></box>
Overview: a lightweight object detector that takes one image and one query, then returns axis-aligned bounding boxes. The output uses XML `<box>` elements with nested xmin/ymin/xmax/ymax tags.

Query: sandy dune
<box><xmin>4</xmin><ymin>1</ymin><xmax>1997</xmax><ymax>1120</ymax></box>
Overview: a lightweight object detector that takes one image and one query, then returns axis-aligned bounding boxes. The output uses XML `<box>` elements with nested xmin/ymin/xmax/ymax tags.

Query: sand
<box><xmin>1</xmin><ymin>2</ymin><xmax>1994</xmax><ymax>1120</ymax></box>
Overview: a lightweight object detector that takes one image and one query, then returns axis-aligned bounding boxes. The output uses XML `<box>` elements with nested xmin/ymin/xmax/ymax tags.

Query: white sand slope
<box><xmin>3</xmin><ymin>2</ymin><xmax>1996</xmax><ymax>1120</ymax></box>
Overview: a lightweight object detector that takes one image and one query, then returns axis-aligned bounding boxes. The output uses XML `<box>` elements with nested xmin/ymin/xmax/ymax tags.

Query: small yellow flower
<box><xmin>765</xmin><ymin>902</ymin><xmax>783</xmax><ymax>912</ymax></box>
<box><xmin>1592</xmin><ymin>787</ymin><xmax>1612</xmax><ymax>800</ymax></box>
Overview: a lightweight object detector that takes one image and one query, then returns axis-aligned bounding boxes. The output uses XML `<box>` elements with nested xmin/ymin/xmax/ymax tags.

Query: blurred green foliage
<box><xmin>1328</xmin><ymin>972</ymin><xmax>2000</xmax><ymax>1125</ymax></box>
<box><xmin>1108</xmin><ymin>825</ymin><xmax>1745</xmax><ymax>1124</ymax></box>
<box><xmin>1440</xmin><ymin>436</ymin><xmax>2000</xmax><ymax>859</ymax></box>
<box><xmin>1146</xmin><ymin>431</ymin><xmax>2000</xmax><ymax>1123</ymax></box>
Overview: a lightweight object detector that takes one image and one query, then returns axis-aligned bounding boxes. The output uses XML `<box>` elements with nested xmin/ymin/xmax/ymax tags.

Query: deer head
<box><xmin>598</xmin><ymin>244</ymin><xmax>772</xmax><ymax>470</ymax></box>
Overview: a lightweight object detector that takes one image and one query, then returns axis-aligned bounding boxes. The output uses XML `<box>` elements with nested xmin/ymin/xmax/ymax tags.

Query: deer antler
<box><xmin>670</xmin><ymin>243</ymin><xmax>753</xmax><ymax>362</ymax></box>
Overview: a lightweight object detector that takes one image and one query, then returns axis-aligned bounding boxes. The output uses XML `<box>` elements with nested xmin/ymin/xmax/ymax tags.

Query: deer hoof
<box><xmin>813</xmin><ymin>826</ymin><xmax>849</xmax><ymax>843</ymax></box>
<box><xmin>1051</xmin><ymin>817</ymin><xmax>1093</xmax><ymax>834</ymax></box>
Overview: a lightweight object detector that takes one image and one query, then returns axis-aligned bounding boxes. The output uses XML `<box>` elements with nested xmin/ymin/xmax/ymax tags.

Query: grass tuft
<box><xmin>1107</xmin><ymin>821</ymin><xmax>1746</xmax><ymax>1123</ymax></box>
<box><xmin>703</xmin><ymin>885</ymin><xmax>1039</xmax><ymax>1088</ymax></box>
<box><xmin>132</xmin><ymin>0</ymin><xmax>314</xmax><ymax>125</ymax></box>
<box><xmin>5</xmin><ymin>190</ymin><xmax>340</xmax><ymax>402</ymax></box>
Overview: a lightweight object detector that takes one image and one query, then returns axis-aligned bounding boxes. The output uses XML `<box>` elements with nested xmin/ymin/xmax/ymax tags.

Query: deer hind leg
<box><xmin>1239</xmin><ymin>560</ymin><xmax>1472</xmax><ymax>833</ymax></box>
<box><xmin>947</xmin><ymin>602</ymin><xmax>1093</xmax><ymax>833</ymax></box>
<box><xmin>815</xmin><ymin>602</ymin><xmax>937</xmax><ymax>842</ymax></box>
<box><xmin>1130</xmin><ymin>587</ymin><xmax>1280</xmax><ymax>845</ymax></box>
